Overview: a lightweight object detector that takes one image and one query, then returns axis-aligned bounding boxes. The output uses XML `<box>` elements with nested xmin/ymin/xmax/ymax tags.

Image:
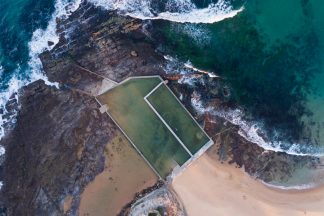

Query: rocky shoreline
<box><xmin>0</xmin><ymin>1</ymin><xmax>321</xmax><ymax>215</ymax></box>
<box><xmin>118</xmin><ymin>180</ymin><xmax>165</xmax><ymax>216</ymax></box>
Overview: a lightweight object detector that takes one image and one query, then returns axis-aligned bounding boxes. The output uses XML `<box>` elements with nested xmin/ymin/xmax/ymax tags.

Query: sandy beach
<box><xmin>79</xmin><ymin>131</ymin><xmax>158</xmax><ymax>216</ymax></box>
<box><xmin>172</xmin><ymin>152</ymin><xmax>324</xmax><ymax>216</ymax></box>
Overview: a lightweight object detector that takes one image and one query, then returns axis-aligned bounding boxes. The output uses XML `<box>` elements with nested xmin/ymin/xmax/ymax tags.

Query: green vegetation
<box><xmin>147</xmin><ymin>84</ymin><xmax>210</xmax><ymax>153</ymax></box>
<box><xmin>97</xmin><ymin>77</ymin><xmax>191</xmax><ymax>178</ymax></box>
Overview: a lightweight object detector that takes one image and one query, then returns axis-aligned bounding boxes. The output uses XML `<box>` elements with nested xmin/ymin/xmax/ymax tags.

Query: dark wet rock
<box><xmin>1</xmin><ymin>95</ymin><xmax>19</xmax><ymax>135</ymax></box>
<box><xmin>167</xmin><ymin>78</ymin><xmax>320</xmax><ymax>184</ymax></box>
<box><xmin>4</xmin><ymin>99</ymin><xmax>17</xmax><ymax>114</ymax></box>
<box><xmin>0</xmin><ymin>1</ymin><xmax>167</xmax><ymax>215</ymax></box>
<box><xmin>48</xmin><ymin>41</ymin><xmax>55</xmax><ymax>46</ymax></box>
<box><xmin>204</xmin><ymin>113</ymin><xmax>315</xmax><ymax>183</ymax></box>
<box><xmin>1</xmin><ymin>0</ymin><xmax>316</xmax><ymax>215</ymax></box>
<box><xmin>40</xmin><ymin>1</ymin><xmax>165</xmax><ymax>91</ymax></box>
<box><xmin>0</xmin><ymin>80</ymin><xmax>116</xmax><ymax>215</ymax></box>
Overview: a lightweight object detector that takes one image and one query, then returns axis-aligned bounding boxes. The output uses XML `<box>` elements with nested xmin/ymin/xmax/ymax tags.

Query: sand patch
<box><xmin>79</xmin><ymin>131</ymin><xmax>158</xmax><ymax>216</ymax></box>
<box><xmin>63</xmin><ymin>195</ymin><xmax>73</xmax><ymax>214</ymax></box>
<box><xmin>172</xmin><ymin>147</ymin><xmax>324</xmax><ymax>216</ymax></box>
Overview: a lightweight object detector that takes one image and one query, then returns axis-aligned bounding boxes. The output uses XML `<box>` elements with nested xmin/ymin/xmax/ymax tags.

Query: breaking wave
<box><xmin>190</xmin><ymin>91</ymin><xmax>324</xmax><ymax>157</ymax></box>
<box><xmin>213</xmin><ymin>108</ymin><xmax>324</xmax><ymax>157</ymax></box>
<box><xmin>170</xmin><ymin>23</ymin><xmax>212</xmax><ymax>45</ymax></box>
<box><xmin>28</xmin><ymin>0</ymin><xmax>82</xmax><ymax>86</ymax></box>
<box><xmin>0</xmin><ymin>0</ymin><xmax>243</xmax><ymax>141</ymax></box>
<box><xmin>162</xmin><ymin>55</ymin><xmax>324</xmax><ymax>157</ymax></box>
<box><xmin>0</xmin><ymin>0</ymin><xmax>242</xmax><ymax>160</ymax></box>
<box><xmin>90</xmin><ymin>0</ymin><xmax>244</xmax><ymax>24</ymax></box>
<box><xmin>0</xmin><ymin>0</ymin><xmax>82</xmax><ymax>141</ymax></box>
<box><xmin>261</xmin><ymin>180</ymin><xmax>319</xmax><ymax>191</ymax></box>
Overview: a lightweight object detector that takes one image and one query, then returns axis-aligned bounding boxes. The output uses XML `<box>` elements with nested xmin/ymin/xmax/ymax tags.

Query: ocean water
<box><xmin>0</xmin><ymin>0</ymin><xmax>53</xmax><ymax>136</ymax></box>
<box><xmin>161</xmin><ymin>0</ymin><xmax>324</xmax><ymax>156</ymax></box>
<box><xmin>157</xmin><ymin>0</ymin><xmax>324</xmax><ymax>188</ymax></box>
<box><xmin>0</xmin><ymin>0</ymin><xmax>81</xmax><ymax>140</ymax></box>
<box><xmin>0</xmin><ymin>0</ymin><xmax>241</xmax><ymax>138</ymax></box>
<box><xmin>1</xmin><ymin>0</ymin><xmax>324</xmax><ymax>189</ymax></box>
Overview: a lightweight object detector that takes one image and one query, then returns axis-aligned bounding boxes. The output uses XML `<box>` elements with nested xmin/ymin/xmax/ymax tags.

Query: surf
<box><xmin>162</xmin><ymin>55</ymin><xmax>324</xmax><ymax>158</ymax></box>
<box><xmin>217</xmin><ymin>109</ymin><xmax>324</xmax><ymax>157</ymax></box>
<box><xmin>191</xmin><ymin>92</ymin><xmax>324</xmax><ymax>157</ymax></box>
<box><xmin>89</xmin><ymin>0</ymin><xmax>244</xmax><ymax>24</ymax></box>
<box><xmin>0</xmin><ymin>0</ymin><xmax>243</xmax><ymax>142</ymax></box>
<box><xmin>0</xmin><ymin>0</ymin><xmax>82</xmax><ymax>141</ymax></box>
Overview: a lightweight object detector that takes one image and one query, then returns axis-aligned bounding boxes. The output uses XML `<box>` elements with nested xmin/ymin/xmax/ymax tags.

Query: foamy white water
<box><xmin>170</xmin><ymin>23</ymin><xmax>212</xmax><ymax>45</ymax></box>
<box><xmin>0</xmin><ymin>145</ymin><xmax>5</xmax><ymax>156</ymax></box>
<box><xmin>190</xmin><ymin>91</ymin><xmax>324</xmax><ymax>157</ymax></box>
<box><xmin>0</xmin><ymin>0</ymin><xmax>82</xmax><ymax>141</ymax></box>
<box><xmin>0</xmin><ymin>0</ymin><xmax>242</xmax><ymax>158</ymax></box>
<box><xmin>0</xmin><ymin>0</ymin><xmax>241</xmax><ymax>141</ymax></box>
<box><xmin>28</xmin><ymin>0</ymin><xmax>82</xmax><ymax>86</ymax></box>
<box><xmin>163</xmin><ymin>55</ymin><xmax>324</xmax><ymax>157</ymax></box>
<box><xmin>260</xmin><ymin>179</ymin><xmax>323</xmax><ymax>191</ymax></box>
<box><xmin>184</xmin><ymin>61</ymin><xmax>219</xmax><ymax>78</ymax></box>
<box><xmin>216</xmin><ymin>109</ymin><xmax>324</xmax><ymax>157</ymax></box>
<box><xmin>0</xmin><ymin>75</ymin><xmax>24</xmax><ymax>140</ymax></box>
<box><xmin>90</xmin><ymin>0</ymin><xmax>244</xmax><ymax>24</ymax></box>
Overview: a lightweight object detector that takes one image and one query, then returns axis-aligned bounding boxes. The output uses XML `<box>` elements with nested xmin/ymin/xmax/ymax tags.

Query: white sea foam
<box><xmin>0</xmin><ymin>65</ymin><xmax>3</xmax><ymax>76</ymax></box>
<box><xmin>216</xmin><ymin>109</ymin><xmax>324</xmax><ymax>157</ymax></box>
<box><xmin>184</xmin><ymin>61</ymin><xmax>219</xmax><ymax>78</ymax></box>
<box><xmin>0</xmin><ymin>145</ymin><xmax>5</xmax><ymax>156</ymax></box>
<box><xmin>0</xmin><ymin>0</ymin><xmax>82</xmax><ymax>141</ymax></box>
<box><xmin>163</xmin><ymin>55</ymin><xmax>192</xmax><ymax>75</ymax></box>
<box><xmin>28</xmin><ymin>0</ymin><xmax>82</xmax><ymax>86</ymax></box>
<box><xmin>0</xmin><ymin>0</ymin><xmax>240</xmax><ymax>142</ymax></box>
<box><xmin>163</xmin><ymin>56</ymin><xmax>219</xmax><ymax>86</ymax></box>
<box><xmin>191</xmin><ymin>91</ymin><xmax>212</xmax><ymax>113</ymax></box>
<box><xmin>164</xmin><ymin>58</ymin><xmax>199</xmax><ymax>85</ymax></box>
<box><xmin>261</xmin><ymin>180</ymin><xmax>318</xmax><ymax>190</ymax></box>
<box><xmin>90</xmin><ymin>0</ymin><xmax>244</xmax><ymax>24</ymax></box>
<box><xmin>190</xmin><ymin>92</ymin><xmax>324</xmax><ymax>157</ymax></box>
<box><xmin>170</xmin><ymin>23</ymin><xmax>212</xmax><ymax>45</ymax></box>
<box><xmin>0</xmin><ymin>75</ymin><xmax>24</xmax><ymax>140</ymax></box>
<box><xmin>0</xmin><ymin>0</ymin><xmax>241</xmax><ymax>145</ymax></box>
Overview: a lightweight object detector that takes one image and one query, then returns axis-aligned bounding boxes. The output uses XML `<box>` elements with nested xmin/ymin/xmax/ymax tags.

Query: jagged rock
<box><xmin>0</xmin><ymin>1</ymin><xmax>168</xmax><ymax>215</ymax></box>
<box><xmin>40</xmin><ymin>1</ymin><xmax>164</xmax><ymax>88</ymax></box>
<box><xmin>48</xmin><ymin>41</ymin><xmax>55</xmax><ymax>46</ymax></box>
<box><xmin>0</xmin><ymin>80</ymin><xmax>116</xmax><ymax>215</ymax></box>
<box><xmin>1</xmin><ymin>0</ymin><xmax>314</xmax><ymax>215</ymax></box>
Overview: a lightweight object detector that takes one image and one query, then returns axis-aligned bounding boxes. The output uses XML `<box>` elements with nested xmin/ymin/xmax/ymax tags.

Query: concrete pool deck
<box><xmin>96</xmin><ymin>75</ymin><xmax>214</xmax><ymax>180</ymax></box>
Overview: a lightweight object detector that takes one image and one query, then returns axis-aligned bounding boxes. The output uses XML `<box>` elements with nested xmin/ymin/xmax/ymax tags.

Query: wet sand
<box><xmin>172</xmin><ymin>151</ymin><xmax>324</xmax><ymax>216</ymax></box>
<box><xmin>79</xmin><ymin>131</ymin><xmax>158</xmax><ymax>216</ymax></box>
